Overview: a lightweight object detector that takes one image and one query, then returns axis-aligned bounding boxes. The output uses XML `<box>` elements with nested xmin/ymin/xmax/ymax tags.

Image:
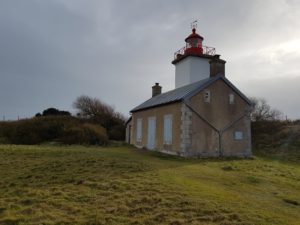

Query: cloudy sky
<box><xmin>1</xmin><ymin>0</ymin><xmax>300</xmax><ymax>120</ymax></box>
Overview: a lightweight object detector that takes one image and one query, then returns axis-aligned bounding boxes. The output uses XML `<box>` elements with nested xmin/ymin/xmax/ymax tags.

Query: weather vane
<box><xmin>191</xmin><ymin>20</ymin><xmax>197</xmax><ymax>30</ymax></box>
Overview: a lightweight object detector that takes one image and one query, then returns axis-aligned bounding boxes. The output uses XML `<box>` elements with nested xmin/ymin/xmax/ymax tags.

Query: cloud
<box><xmin>239</xmin><ymin>76</ymin><xmax>300</xmax><ymax>119</ymax></box>
<box><xmin>0</xmin><ymin>0</ymin><xmax>299</xmax><ymax>120</ymax></box>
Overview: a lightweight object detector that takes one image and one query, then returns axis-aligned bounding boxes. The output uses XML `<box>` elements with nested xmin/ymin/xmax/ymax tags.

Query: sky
<box><xmin>0</xmin><ymin>0</ymin><xmax>300</xmax><ymax>120</ymax></box>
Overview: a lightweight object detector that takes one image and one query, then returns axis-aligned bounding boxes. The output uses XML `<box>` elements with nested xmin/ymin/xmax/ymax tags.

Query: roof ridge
<box><xmin>156</xmin><ymin>77</ymin><xmax>211</xmax><ymax>97</ymax></box>
<box><xmin>130</xmin><ymin>77</ymin><xmax>215</xmax><ymax>112</ymax></box>
<box><xmin>130</xmin><ymin>74</ymin><xmax>251</xmax><ymax>113</ymax></box>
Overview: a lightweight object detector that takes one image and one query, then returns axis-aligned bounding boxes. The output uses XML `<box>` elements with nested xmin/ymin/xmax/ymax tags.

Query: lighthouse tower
<box><xmin>172</xmin><ymin>27</ymin><xmax>217</xmax><ymax>88</ymax></box>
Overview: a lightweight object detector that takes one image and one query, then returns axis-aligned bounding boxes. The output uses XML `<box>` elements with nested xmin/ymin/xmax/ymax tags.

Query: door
<box><xmin>147</xmin><ymin>117</ymin><xmax>156</xmax><ymax>150</ymax></box>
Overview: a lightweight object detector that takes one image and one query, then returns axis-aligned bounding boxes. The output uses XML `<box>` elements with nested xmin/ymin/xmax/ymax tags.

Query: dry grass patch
<box><xmin>0</xmin><ymin>145</ymin><xmax>299</xmax><ymax>225</ymax></box>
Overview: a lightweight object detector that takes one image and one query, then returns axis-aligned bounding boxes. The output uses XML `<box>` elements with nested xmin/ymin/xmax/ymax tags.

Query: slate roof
<box><xmin>130</xmin><ymin>74</ymin><xmax>251</xmax><ymax>113</ymax></box>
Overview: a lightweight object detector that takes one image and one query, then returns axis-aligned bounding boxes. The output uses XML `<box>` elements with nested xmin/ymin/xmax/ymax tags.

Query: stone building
<box><xmin>126</xmin><ymin>27</ymin><xmax>252</xmax><ymax>157</ymax></box>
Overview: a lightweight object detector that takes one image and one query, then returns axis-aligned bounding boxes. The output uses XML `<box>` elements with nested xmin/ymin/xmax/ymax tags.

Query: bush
<box><xmin>61</xmin><ymin>123</ymin><xmax>108</xmax><ymax>145</ymax></box>
<box><xmin>82</xmin><ymin>123</ymin><xmax>108</xmax><ymax>145</ymax></box>
<box><xmin>108</xmin><ymin>124</ymin><xmax>126</xmax><ymax>141</ymax></box>
<box><xmin>252</xmin><ymin>120</ymin><xmax>300</xmax><ymax>149</ymax></box>
<box><xmin>0</xmin><ymin>116</ymin><xmax>108</xmax><ymax>145</ymax></box>
<box><xmin>252</xmin><ymin>120</ymin><xmax>287</xmax><ymax>149</ymax></box>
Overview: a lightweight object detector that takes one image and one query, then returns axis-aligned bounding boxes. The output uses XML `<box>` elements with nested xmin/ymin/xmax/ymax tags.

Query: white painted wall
<box><xmin>175</xmin><ymin>56</ymin><xmax>211</xmax><ymax>88</ymax></box>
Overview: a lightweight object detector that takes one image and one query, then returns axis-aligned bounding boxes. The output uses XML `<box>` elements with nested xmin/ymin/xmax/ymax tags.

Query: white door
<box><xmin>147</xmin><ymin>117</ymin><xmax>156</xmax><ymax>150</ymax></box>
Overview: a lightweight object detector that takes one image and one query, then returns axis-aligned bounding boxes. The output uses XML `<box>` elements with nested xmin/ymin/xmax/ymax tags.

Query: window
<box><xmin>234</xmin><ymin>131</ymin><xmax>243</xmax><ymax>140</ymax></box>
<box><xmin>229</xmin><ymin>93</ymin><xmax>235</xmax><ymax>104</ymax></box>
<box><xmin>136</xmin><ymin>118</ymin><xmax>142</xmax><ymax>142</ymax></box>
<box><xmin>204</xmin><ymin>90</ymin><xmax>211</xmax><ymax>103</ymax></box>
<box><xmin>147</xmin><ymin>117</ymin><xmax>156</xmax><ymax>149</ymax></box>
<box><xmin>163</xmin><ymin>115</ymin><xmax>172</xmax><ymax>144</ymax></box>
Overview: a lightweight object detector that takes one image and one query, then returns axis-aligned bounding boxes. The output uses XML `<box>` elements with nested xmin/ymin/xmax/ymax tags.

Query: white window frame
<box><xmin>234</xmin><ymin>131</ymin><xmax>243</xmax><ymax>140</ymax></box>
<box><xmin>136</xmin><ymin>118</ymin><xmax>142</xmax><ymax>142</ymax></box>
<box><xmin>229</xmin><ymin>93</ymin><xmax>235</xmax><ymax>104</ymax></box>
<box><xmin>163</xmin><ymin>114</ymin><xmax>173</xmax><ymax>145</ymax></box>
<box><xmin>204</xmin><ymin>90</ymin><xmax>211</xmax><ymax>103</ymax></box>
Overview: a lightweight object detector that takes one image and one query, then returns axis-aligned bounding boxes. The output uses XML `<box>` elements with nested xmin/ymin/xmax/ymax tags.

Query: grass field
<box><xmin>0</xmin><ymin>145</ymin><xmax>299</xmax><ymax>225</ymax></box>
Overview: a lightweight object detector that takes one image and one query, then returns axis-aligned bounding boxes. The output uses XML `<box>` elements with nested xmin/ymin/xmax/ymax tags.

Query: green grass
<box><xmin>0</xmin><ymin>145</ymin><xmax>299</xmax><ymax>225</ymax></box>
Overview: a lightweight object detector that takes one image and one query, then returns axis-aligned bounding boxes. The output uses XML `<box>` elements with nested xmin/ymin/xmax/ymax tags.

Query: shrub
<box><xmin>82</xmin><ymin>123</ymin><xmax>108</xmax><ymax>145</ymax></box>
<box><xmin>252</xmin><ymin>120</ymin><xmax>287</xmax><ymax>149</ymax></box>
<box><xmin>0</xmin><ymin>116</ymin><xmax>107</xmax><ymax>145</ymax></box>
<box><xmin>61</xmin><ymin>123</ymin><xmax>108</xmax><ymax>145</ymax></box>
<box><xmin>108</xmin><ymin>124</ymin><xmax>126</xmax><ymax>141</ymax></box>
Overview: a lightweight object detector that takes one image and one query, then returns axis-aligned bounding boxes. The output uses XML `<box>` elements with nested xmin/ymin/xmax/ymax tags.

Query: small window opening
<box><xmin>229</xmin><ymin>93</ymin><xmax>235</xmax><ymax>104</ymax></box>
<box><xmin>234</xmin><ymin>131</ymin><xmax>243</xmax><ymax>140</ymax></box>
<box><xmin>204</xmin><ymin>90</ymin><xmax>211</xmax><ymax>103</ymax></box>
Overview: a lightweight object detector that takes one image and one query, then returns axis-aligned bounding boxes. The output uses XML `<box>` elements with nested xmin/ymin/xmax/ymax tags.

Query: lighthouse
<box><xmin>128</xmin><ymin>24</ymin><xmax>252</xmax><ymax>158</ymax></box>
<box><xmin>172</xmin><ymin>27</ymin><xmax>218</xmax><ymax>88</ymax></box>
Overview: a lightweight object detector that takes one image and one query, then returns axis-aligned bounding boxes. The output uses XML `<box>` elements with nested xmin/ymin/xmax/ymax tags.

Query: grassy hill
<box><xmin>0</xmin><ymin>145</ymin><xmax>299</xmax><ymax>225</ymax></box>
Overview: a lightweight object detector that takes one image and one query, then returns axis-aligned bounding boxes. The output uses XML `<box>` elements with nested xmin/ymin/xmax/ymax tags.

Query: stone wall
<box><xmin>131</xmin><ymin>102</ymin><xmax>182</xmax><ymax>154</ymax></box>
<box><xmin>187</xmin><ymin>79</ymin><xmax>252</xmax><ymax>157</ymax></box>
<box><xmin>180</xmin><ymin>104</ymin><xmax>192</xmax><ymax>156</ymax></box>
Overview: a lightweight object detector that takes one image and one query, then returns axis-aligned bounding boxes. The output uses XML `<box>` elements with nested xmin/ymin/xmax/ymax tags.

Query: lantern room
<box><xmin>184</xmin><ymin>28</ymin><xmax>204</xmax><ymax>55</ymax></box>
<box><xmin>172</xmin><ymin>26</ymin><xmax>219</xmax><ymax>88</ymax></box>
<box><xmin>172</xmin><ymin>28</ymin><xmax>216</xmax><ymax>63</ymax></box>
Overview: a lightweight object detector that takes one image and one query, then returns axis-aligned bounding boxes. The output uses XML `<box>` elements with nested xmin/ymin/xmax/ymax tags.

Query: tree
<box><xmin>73</xmin><ymin>95</ymin><xmax>126</xmax><ymax>140</ymax></box>
<box><xmin>250</xmin><ymin>97</ymin><xmax>283</xmax><ymax>121</ymax></box>
<box><xmin>35</xmin><ymin>108</ymin><xmax>71</xmax><ymax>117</ymax></box>
<box><xmin>42</xmin><ymin>108</ymin><xmax>71</xmax><ymax>116</ymax></box>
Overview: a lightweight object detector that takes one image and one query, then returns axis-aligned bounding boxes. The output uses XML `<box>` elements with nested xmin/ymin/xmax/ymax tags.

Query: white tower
<box><xmin>172</xmin><ymin>27</ymin><xmax>216</xmax><ymax>88</ymax></box>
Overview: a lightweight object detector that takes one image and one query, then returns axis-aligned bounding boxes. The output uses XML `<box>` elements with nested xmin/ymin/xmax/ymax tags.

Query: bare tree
<box><xmin>250</xmin><ymin>97</ymin><xmax>283</xmax><ymax>121</ymax></box>
<box><xmin>73</xmin><ymin>95</ymin><xmax>126</xmax><ymax>140</ymax></box>
<box><xmin>73</xmin><ymin>95</ymin><xmax>114</xmax><ymax>120</ymax></box>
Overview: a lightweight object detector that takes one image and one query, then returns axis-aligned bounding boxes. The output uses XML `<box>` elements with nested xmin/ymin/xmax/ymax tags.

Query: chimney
<box><xmin>152</xmin><ymin>83</ymin><xmax>162</xmax><ymax>97</ymax></box>
<box><xmin>210</xmin><ymin>54</ymin><xmax>226</xmax><ymax>77</ymax></box>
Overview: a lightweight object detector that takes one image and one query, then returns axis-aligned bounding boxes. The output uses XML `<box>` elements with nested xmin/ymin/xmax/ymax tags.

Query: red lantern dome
<box><xmin>184</xmin><ymin>28</ymin><xmax>204</xmax><ymax>55</ymax></box>
<box><xmin>172</xmin><ymin>26</ymin><xmax>216</xmax><ymax>64</ymax></box>
<box><xmin>185</xmin><ymin>28</ymin><xmax>204</xmax><ymax>41</ymax></box>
